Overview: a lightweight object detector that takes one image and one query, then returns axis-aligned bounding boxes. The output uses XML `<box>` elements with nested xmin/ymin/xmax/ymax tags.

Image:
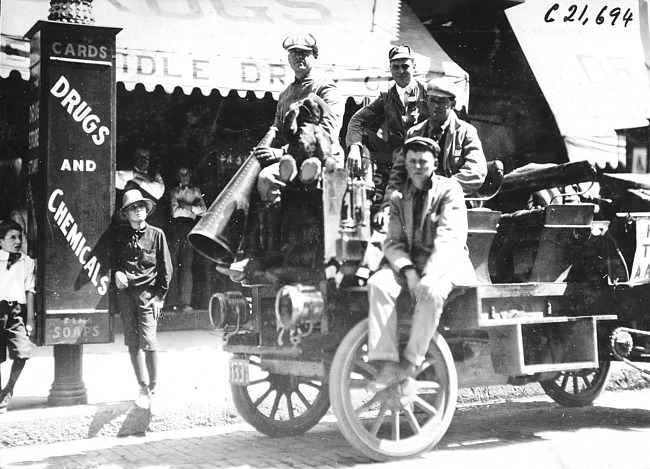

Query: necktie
<box><xmin>429</xmin><ymin>125</ymin><xmax>443</xmax><ymax>143</ymax></box>
<box><xmin>6</xmin><ymin>252</ymin><xmax>20</xmax><ymax>270</ymax></box>
<box><xmin>413</xmin><ymin>190</ymin><xmax>426</xmax><ymax>229</ymax></box>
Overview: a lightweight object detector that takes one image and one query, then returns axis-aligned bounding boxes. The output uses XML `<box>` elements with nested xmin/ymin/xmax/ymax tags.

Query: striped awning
<box><xmin>1</xmin><ymin>0</ymin><xmax>469</xmax><ymax>106</ymax></box>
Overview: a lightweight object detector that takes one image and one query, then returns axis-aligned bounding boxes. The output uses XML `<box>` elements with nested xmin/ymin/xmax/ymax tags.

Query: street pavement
<box><xmin>2</xmin><ymin>388</ymin><xmax>650</xmax><ymax>468</ymax></box>
<box><xmin>2</xmin><ymin>327</ymin><xmax>650</xmax><ymax>468</ymax></box>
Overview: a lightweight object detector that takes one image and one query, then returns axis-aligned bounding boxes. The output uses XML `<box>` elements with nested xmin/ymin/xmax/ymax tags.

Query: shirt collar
<box><xmin>295</xmin><ymin>70</ymin><xmax>315</xmax><ymax>83</ymax></box>
<box><xmin>0</xmin><ymin>250</ymin><xmax>21</xmax><ymax>261</ymax></box>
<box><xmin>395</xmin><ymin>80</ymin><xmax>416</xmax><ymax>105</ymax></box>
<box><xmin>429</xmin><ymin>114</ymin><xmax>451</xmax><ymax>134</ymax></box>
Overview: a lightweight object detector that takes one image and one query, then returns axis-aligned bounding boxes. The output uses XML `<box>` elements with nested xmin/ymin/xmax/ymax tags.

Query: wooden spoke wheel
<box><xmin>540</xmin><ymin>360</ymin><xmax>612</xmax><ymax>407</ymax></box>
<box><xmin>230</xmin><ymin>354</ymin><xmax>330</xmax><ymax>437</ymax></box>
<box><xmin>329</xmin><ymin>319</ymin><xmax>458</xmax><ymax>461</ymax></box>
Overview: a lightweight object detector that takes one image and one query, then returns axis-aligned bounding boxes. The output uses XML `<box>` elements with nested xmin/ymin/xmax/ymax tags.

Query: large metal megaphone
<box><xmin>188</xmin><ymin>140</ymin><xmax>268</xmax><ymax>264</ymax></box>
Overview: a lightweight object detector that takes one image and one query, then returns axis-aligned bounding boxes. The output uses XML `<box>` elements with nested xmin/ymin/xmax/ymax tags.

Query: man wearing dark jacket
<box><xmin>381</xmin><ymin>77</ymin><xmax>487</xmax><ymax>214</ymax></box>
<box><xmin>345</xmin><ymin>45</ymin><xmax>429</xmax><ymax>225</ymax></box>
<box><xmin>346</xmin><ymin>45</ymin><xmax>429</xmax><ymax>161</ymax></box>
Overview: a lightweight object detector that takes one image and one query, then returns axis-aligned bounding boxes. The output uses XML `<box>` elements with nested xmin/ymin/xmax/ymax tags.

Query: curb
<box><xmin>2</xmin><ymin>362</ymin><xmax>649</xmax><ymax>448</ymax></box>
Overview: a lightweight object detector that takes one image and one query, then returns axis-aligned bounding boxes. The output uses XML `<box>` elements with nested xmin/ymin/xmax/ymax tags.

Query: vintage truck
<box><xmin>188</xmin><ymin>153</ymin><xmax>650</xmax><ymax>461</ymax></box>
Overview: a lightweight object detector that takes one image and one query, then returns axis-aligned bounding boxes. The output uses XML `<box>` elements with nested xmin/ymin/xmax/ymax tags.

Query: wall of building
<box><xmin>425</xmin><ymin>2</ymin><xmax>568</xmax><ymax>173</ymax></box>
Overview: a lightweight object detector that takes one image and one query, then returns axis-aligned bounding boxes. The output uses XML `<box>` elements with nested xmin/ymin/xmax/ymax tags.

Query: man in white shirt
<box><xmin>345</xmin><ymin>45</ymin><xmax>429</xmax><ymax>226</ymax></box>
<box><xmin>167</xmin><ymin>167</ymin><xmax>207</xmax><ymax>312</ymax></box>
<box><xmin>116</xmin><ymin>145</ymin><xmax>165</xmax><ymax>228</ymax></box>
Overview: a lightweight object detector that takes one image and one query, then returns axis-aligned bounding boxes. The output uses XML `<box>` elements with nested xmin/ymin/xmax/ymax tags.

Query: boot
<box><xmin>224</xmin><ymin>199</ymin><xmax>263</xmax><ymax>283</ymax></box>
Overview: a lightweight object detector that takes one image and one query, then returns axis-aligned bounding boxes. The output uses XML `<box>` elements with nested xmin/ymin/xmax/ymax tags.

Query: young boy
<box><xmin>112</xmin><ymin>189</ymin><xmax>172</xmax><ymax>415</ymax></box>
<box><xmin>0</xmin><ymin>219</ymin><xmax>35</xmax><ymax>413</ymax></box>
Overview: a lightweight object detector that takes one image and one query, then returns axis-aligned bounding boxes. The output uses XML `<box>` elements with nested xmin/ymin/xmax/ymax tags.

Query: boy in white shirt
<box><xmin>0</xmin><ymin>220</ymin><xmax>36</xmax><ymax>413</ymax></box>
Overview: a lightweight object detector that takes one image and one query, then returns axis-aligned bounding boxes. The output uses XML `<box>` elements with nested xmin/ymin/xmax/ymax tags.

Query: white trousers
<box><xmin>367</xmin><ymin>268</ymin><xmax>452</xmax><ymax>366</ymax></box>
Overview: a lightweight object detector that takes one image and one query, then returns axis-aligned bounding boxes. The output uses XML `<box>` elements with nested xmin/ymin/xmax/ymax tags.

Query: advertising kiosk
<box><xmin>26</xmin><ymin>13</ymin><xmax>120</xmax><ymax>405</ymax></box>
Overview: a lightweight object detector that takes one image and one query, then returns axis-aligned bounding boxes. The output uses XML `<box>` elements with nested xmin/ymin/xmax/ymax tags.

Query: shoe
<box><xmin>299</xmin><ymin>157</ymin><xmax>322</xmax><ymax>184</ymax></box>
<box><xmin>134</xmin><ymin>386</ymin><xmax>149</xmax><ymax>409</ymax></box>
<box><xmin>148</xmin><ymin>388</ymin><xmax>158</xmax><ymax>416</ymax></box>
<box><xmin>370</xmin><ymin>360</ymin><xmax>416</xmax><ymax>392</ymax></box>
<box><xmin>0</xmin><ymin>390</ymin><xmax>12</xmax><ymax>414</ymax></box>
<box><xmin>180</xmin><ymin>304</ymin><xmax>193</xmax><ymax>314</ymax></box>
<box><xmin>278</xmin><ymin>155</ymin><xmax>298</xmax><ymax>183</ymax></box>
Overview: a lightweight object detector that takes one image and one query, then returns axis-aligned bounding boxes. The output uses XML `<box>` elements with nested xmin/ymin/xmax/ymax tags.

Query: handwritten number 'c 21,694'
<box><xmin>544</xmin><ymin>4</ymin><xmax>633</xmax><ymax>26</ymax></box>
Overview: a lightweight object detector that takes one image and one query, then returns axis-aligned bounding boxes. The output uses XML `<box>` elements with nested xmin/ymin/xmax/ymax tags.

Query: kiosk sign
<box><xmin>27</xmin><ymin>22</ymin><xmax>120</xmax><ymax>345</ymax></box>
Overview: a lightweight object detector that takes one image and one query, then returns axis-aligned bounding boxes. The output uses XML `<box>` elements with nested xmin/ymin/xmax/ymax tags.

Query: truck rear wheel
<box><xmin>540</xmin><ymin>360</ymin><xmax>611</xmax><ymax>407</ymax></box>
<box><xmin>329</xmin><ymin>319</ymin><xmax>457</xmax><ymax>461</ymax></box>
<box><xmin>230</xmin><ymin>354</ymin><xmax>330</xmax><ymax>437</ymax></box>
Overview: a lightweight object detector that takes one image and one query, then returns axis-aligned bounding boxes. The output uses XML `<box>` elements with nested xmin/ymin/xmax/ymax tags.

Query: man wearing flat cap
<box><xmin>345</xmin><ymin>45</ymin><xmax>429</xmax><ymax>225</ymax></box>
<box><xmin>367</xmin><ymin>136</ymin><xmax>475</xmax><ymax>390</ymax></box>
<box><xmin>381</xmin><ymin>77</ymin><xmax>487</xmax><ymax>211</ymax></box>
<box><xmin>227</xmin><ymin>33</ymin><xmax>344</xmax><ymax>281</ymax></box>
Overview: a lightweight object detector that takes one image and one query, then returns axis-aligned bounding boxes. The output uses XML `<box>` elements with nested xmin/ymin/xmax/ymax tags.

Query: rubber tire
<box><xmin>540</xmin><ymin>360</ymin><xmax>612</xmax><ymax>407</ymax></box>
<box><xmin>329</xmin><ymin>319</ymin><xmax>458</xmax><ymax>461</ymax></box>
<box><xmin>230</xmin><ymin>354</ymin><xmax>331</xmax><ymax>437</ymax></box>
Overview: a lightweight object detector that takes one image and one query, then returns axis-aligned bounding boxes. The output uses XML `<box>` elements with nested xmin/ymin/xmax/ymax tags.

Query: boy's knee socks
<box><xmin>144</xmin><ymin>350</ymin><xmax>157</xmax><ymax>391</ymax></box>
<box><xmin>128</xmin><ymin>347</ymin><xmax>147</xmax><ymax>388</ymax></box>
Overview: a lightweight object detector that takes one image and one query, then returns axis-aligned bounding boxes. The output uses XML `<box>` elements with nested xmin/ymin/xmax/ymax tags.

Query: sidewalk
<box><xmin>0</xmin><ymin>329</ymin><xmax>238</xmax><ymax>446</ymax></box>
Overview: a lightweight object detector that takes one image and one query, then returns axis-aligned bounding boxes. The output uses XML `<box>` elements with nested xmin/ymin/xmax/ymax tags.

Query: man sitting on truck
<box><xmin>381</xmin><ymin>77</ymin><xmax>487</xmax><ymax>214</ymax></box>
<box><xmin>366</xmin><ymin>137</ymin><xmax>476</xmax><ymax>390</ymax></box>
<box><xmin>225</xmin><ymin>33</ymin><xmax>344</xmax><ymax>282</ymax></box>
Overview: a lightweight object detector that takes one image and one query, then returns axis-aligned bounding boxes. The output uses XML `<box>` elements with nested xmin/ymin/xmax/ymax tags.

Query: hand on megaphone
<box><xmin>115</xmin><ymin>271</ymin><xmax>129</xmax><ymax>290</ymax></box>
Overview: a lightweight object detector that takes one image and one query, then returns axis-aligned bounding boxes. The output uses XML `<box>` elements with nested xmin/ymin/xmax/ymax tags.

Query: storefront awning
<box><xmin>1</xmin><ymin>0</ymin><xmax>469</xmax><ymax>106</ymax></box>
<box><xmin>506</xmin><ymin>0</ymin><xmax>650</xmax><ymax>168</ymax></box>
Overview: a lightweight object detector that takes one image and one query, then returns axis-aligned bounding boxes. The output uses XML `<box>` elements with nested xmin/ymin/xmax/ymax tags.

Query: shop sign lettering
<box><xmin>47</xmin><ymin>189</ymin><xmax>110</xmax><ymax>296</ymax></box>
<box><xmin>51</xmin><ymin>317</ymin><xmax>100</xmax><ymax>340</ymax></box>
<box><xmin>28</xmin><ymin>127</ymin><xmax>39</xmax><ymax>150</ymax></box>
<box><xmin>60</xmin><ymin>159</ymin><xmax>97</xmax><ymax>172</ymax></box>
<box><xmin>51</xmin><ymin>41</ymin><xmax>109</xmax><ymax>60</ymax></box>
<box><xmin>630</xmin><ymin>218</ymin><xmax>650</xmax><ymax>283</ymax></box>
<box><xmin>107</xmin><ymin>0</ymin><xmax>333</xmax><ymax>24</ymax></box>
<box><xmin>50</xmin><ymin>75</ymin><xmax>110</xmax><ymax>146</ymax></box>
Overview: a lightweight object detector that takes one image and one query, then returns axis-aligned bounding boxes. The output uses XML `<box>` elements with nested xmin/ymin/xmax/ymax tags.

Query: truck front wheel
<box><xmin>329</xmin><ymin>319</ymin><xmax>458</xmax><ymax>461</ymax></box>
<box><xmin>230</xmin><ymin>354</ymin><xmax>330</xmax><ymax>437</ymax></box>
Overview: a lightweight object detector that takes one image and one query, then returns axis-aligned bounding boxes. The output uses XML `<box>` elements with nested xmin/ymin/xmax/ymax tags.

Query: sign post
<box><xmin>25</xmin><ymin>15</ymin><xmax>120</xmax><ymax>405</ymax></box>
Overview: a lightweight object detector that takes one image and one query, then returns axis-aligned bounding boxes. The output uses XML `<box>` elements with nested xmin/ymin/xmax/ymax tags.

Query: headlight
<box><xmin>275</xmin><ymin>285</ymin><xmax>324</xmax><ymax>344</ymax></box>
<box><xmin>209</xmin><ymin>291</ymin><xmax>251</xmax><ymax>333</ymax></box>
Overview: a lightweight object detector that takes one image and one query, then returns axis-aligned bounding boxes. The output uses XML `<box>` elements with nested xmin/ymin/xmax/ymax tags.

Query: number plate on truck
<box><xmin>229</xmin><ymin>358</ymin><xmax>250</xmax><ymax>385</ymax></box>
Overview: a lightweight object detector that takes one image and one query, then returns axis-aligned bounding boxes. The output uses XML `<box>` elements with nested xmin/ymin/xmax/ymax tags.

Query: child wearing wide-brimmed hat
<box><xmin>112</xmin><ymin>189</ymin><xmax>172</xmax><ymax>415</ymax></box>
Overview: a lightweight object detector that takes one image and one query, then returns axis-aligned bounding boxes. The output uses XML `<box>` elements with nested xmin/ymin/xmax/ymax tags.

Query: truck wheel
<box><xmin>540</xmin><ymin>360</ymin><xmax>611</xmax><ymax>407</ymax></box>
<box><xmin>329</xmin><ymin>319</ymin><xmax>457</xmax><ymax>461</ymax></box>
<box><xmin>230</xmin><ymin>354</ymin><xmax>330</xmax><ymax>437</ymax></box>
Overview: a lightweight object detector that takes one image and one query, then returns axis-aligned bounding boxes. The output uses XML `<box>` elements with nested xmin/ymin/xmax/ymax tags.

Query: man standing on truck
<box><xmin>225</xmin><ymin>33</ymin><xmax>344</xmax><ymax>281</ymax></box>
<box><xmin>345</xmin><ymin>45</ymin><xmax>429</xmax><ymax>225</ymax></box>
<box><xmin>366</xmin><ymin>137</ymin><xmax>475</xmax><ymax>390</ymax></box>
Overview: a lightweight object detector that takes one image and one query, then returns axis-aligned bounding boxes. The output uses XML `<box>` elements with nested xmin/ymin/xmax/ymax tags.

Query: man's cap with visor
<box><xmin>120</xmin><ymin>189</ymin><xmax>156</xmax><ymax>216</ymax></box>
<box><xmin>283</xmin><ymin>33</ymin><xmax>318</xmax><ymax>52</ymax></box>
<box><xmin>426</xmin><ymin>77</ymin><xmax>457</xmax><ymax>99</ymax></box>
<box><xmin>403</xmin><ymin>136</ymin><xmax>441</xmax><ymax>156</ymax></box>
<box><xmin>176</xmin><ymin>166</ymin><xmax>192</xmax><ymax>179</ymax></box>
<box><xmin>388</xmin><ymin>45</ymin><xmax>414</xmax><ymax>61</ymax></box>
